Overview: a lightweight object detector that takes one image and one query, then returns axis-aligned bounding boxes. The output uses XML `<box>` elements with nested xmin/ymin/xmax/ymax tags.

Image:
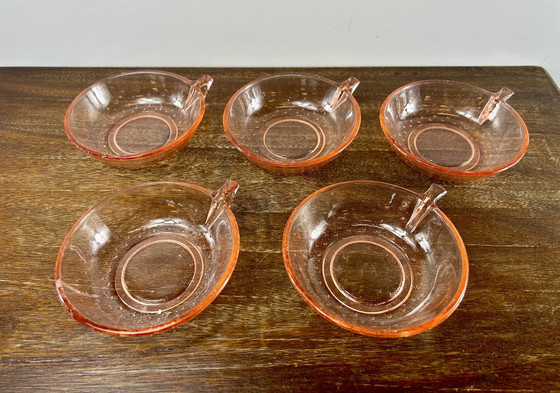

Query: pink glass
<box><xmin>55</xmin><ymin>180</ymin><xmax>239</xmax><ymax>336</ymax></box>
<box><xmin>380</xmin><ymin>80</ymin><xmax>529</xmax><ymax>181</ymax></box>
<box><xmin>65</xmin><ymin>70</ymin><xmax>213</xmax><ymax>168</ymax></box>
<box><xmin>283</xmin><ymin>181</ymin><xmax>468</xmax><ymax>337</ymax></box>
<box><xmin>223</xmin><ymin>73</ymin><xmax>361</xmax><ymax>173</ymax></box>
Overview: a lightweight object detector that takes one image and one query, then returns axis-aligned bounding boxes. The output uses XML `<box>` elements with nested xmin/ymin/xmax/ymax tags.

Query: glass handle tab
<box><xmin>327</xmin><ymin>76</ymin><xmax>360</xmax><ymax>111</ymax></box>
<box><xmin>405</xmin><ymin>184</ymin><xmax>447</xmax><ymax>234</ymax></box>
<box><xmin>194</xmin><ymin>75</ymin><xmax>213</xmax><ymax>97</ymax></box>
<box><xmin>184</xmin><ymin>75</ymin><xmax>214</xmax><ymax>109</ymax></box>
<box><xmin>205</xmin><ymin>180</ymin><xmax>239</xmax><ymax>229</ymax></box>
<box><xmin>476</xmin><ymin>87</ymin><xmax>514</xmax><ymax>125</ymax></box>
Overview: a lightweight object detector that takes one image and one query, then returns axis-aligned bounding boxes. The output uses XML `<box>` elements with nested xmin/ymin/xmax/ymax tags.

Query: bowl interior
<box><xmin>225</xmin><ymin>74</ymin><xmax>359</xmax><ymax>163</ymax></box>
<box><xmin>381</xmin><ymin>81</ymin><xmax>527</xmax><ymax>173</ymax></box>
<box><xmin>285</xmin><ymin>182</ymin><xmax>466</xmax><ymax>336</ymax></box>
<box><xmin>66</xmin><ymin>72</ymin><xmax>204</xmax><ymax>157</ymax></box>
<box><xmin>56</xmin><ymin>182</ymin><xmax>238</xmax><ymax>334</ymax></box>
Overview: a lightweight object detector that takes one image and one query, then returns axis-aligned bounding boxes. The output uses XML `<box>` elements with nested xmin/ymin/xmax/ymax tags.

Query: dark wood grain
<box><xmin>0</xmin><ymin>67</ymin><xmax>558</xmax><ymax>392</ymax></box>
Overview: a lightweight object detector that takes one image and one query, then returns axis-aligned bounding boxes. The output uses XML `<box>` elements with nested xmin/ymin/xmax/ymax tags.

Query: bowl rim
<box><xmin>64</xmin><ymin>70</ymin><xmax>207</xmax><ymax>163</ymax></box>
<box><xmin>282</xmin><ymin>180</ymin><xmax>469</xmax><ymax>338</ymax></box>
<box><xmin>223</xmin><ymin>72</ymin><xmax>361</xmax><ymax>169</ymax></box>
<box><xmin>55</xmin><ymin>180</ymin><xmax>240</xmax><ymax>336</ymax></box>
<box><xmin>379</xmin><ymin>79</ymin><xmax>530</xmax><ymax>178</ymax></box>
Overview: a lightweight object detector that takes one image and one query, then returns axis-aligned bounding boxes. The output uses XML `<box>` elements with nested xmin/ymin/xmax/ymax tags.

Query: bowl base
<box><xmin>262</xmin><ymin>117</ymin><xmax>326</xmax><ymax>161</ymax></box>
<box><xmin>108</xmin><ymin>111</ymin><xmax>178</xmax><ymax>155</ymax></box>
<box><xmin>114</xmin><ymin>233</ymin><xmax>204</xmax><ymax>313</ymax></box>
<box><xmin>322</xmin><ymin>234</ymin><xmax>413</xmax><ymax>314</ymax></box>
<box><xmin>406</xmin><ymin>123</ymin><xmax>480</xmax><ymax>170</ymax></box>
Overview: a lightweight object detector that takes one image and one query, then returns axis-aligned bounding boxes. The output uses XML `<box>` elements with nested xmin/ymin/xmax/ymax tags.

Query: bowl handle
<box><xmin>183</xmin><ymin>75</ymin><xmax>214</xmax><ymax>110</ymax></box>
<box><xmin>327</xmin><ymin>77</ymin><xmax>360</xmax><ymax>111</ymax></box>
<box><xmin>476</xmin><ymin>87</ymin><xmax>514</xmax><ymax>125</ymax></box>
<box><xmin>405</xmin><ymin>184</ymin><xmax>447</xmax><ymax>234</ymax></box>
<box><xmin>205</xmin><ymin>180</ymin><xmax>239</xmax><ymax>229</ymax></box>
<box><xmin>193</xmin><ymin>75</ymin><xmax>214</xmax><ymax>97</ymax></box>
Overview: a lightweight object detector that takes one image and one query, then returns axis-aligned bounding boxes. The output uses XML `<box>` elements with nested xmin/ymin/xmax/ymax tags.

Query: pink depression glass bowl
<box><xmin>380</xmin><ymin>80</ymin><xmax>529</xmax><ymax>181</ymax></box>
<box><xmin>55</xmin><ymin>180</ymin><xmax>239</xmax><ymax>336</ymax></box>
<box><xmin>283</xmin><ymin>181</ymin><xmax>468</xmax><ymax>337</ymax></box>
<box><xmin>65</xmin><ymin>70</ymin><xmax>213</xmax><ymax>168</ymax></box>
<box><xmin>223</xmin><ymin>73</ymin><xmax>361</xmax><ymax>173</ymax></box>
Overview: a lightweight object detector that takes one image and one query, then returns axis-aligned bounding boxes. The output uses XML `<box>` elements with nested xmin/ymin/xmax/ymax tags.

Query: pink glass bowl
<box><xmin>223</xmin><ymin>73</ymin><xmax>361</xmax><ymax>173</ymax></box>
<box><xmin>55</xmin><ymin>180</ymin><xmax>239</xmax><ymax>336</ymax></box>
<box><xmin>65</xmin><ymin>70</ymin><xmax>213</xmax><ymax>168</ymax></box>
<box><xmin>283</xmin><ymin>181</ymin><xmax>468</xmax><ymax>337</ymax></box>
<box><xmin>380</xmin><ymin>80</ymin><xmax>529</xmax><ymax>181</ymax></box>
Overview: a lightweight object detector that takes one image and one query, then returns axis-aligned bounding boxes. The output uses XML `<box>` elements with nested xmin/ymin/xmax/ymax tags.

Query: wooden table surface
<box><xmin>1</xmin><ymin>67</ymin><xmax>559</xmax><ymax>392</ymax></box>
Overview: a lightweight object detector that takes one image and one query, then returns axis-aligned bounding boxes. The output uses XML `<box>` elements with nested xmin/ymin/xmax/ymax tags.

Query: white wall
<box><xmin>1</xmin><ymin>0</ymin><xmax>559</xmax><ymax>85</ymax></box>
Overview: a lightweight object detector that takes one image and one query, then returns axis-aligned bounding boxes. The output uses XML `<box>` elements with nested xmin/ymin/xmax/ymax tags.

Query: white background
<box><xmin>1</xmin><ymin>0</ymin><xmax>559</xmax><ymax>85</ymax></box>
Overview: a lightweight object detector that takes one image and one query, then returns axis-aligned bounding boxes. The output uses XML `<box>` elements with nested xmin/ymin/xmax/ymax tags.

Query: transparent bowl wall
<box><xmin>224</xmin><ymin>73</ymin><xmax>360</xmax><ymax>172</ymax></box>
<box><xmin>55</xmin><ymin>181</ymin><xmax>239</xmax><ymax>335</ymax></box>
<box><xmin>283</xmin><ymin>181</ymin><xmax>468</xmax><ymax>337</ymax></box>
<box><xmin>380</xmin><ymin>80</ymin><xmax>528</xmax><ymax>180</ymax></box>
<box><xmin>65</xmin><ymin>71</ymin><xmax>211</xmax><ymax>167</ymax></box>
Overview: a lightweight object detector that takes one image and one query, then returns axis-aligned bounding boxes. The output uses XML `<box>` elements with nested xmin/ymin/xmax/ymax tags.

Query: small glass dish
<box><xmin>283</xmin><ymin>181</ymin><xmax>468</xmax><ymax>337</ymax></box>
<box><xmin>65</xmin><ymin>70</ymin><xmax>213</xmax><ymax>168</ymax></box>
<box><xmin>223</xmin><ymin>73</ymin><xmax>361</xmax><ymax>173</ymax></box>
<box><xmin>380</xmin><ymin>80</ymin><xmax>529</xmax><ymax>181</ymax></box>
<box><xmin>55</xmin><ymin>180</ymin><xmax>239</xmax><ymax>336</ymax></box>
